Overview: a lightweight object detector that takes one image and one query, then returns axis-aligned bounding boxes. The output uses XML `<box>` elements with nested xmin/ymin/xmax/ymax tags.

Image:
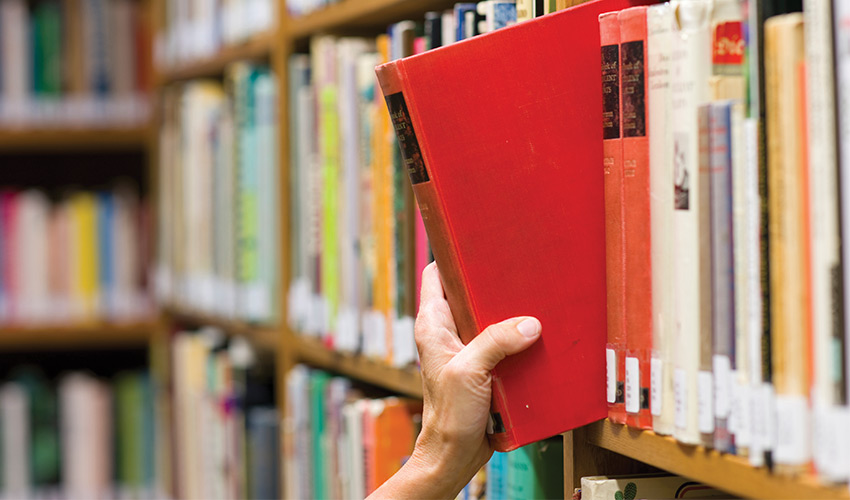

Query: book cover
<box><xmin>506</xmin><ymin>439</ymin><xmax>563</xmax><ymax>500</ymax></box>
<box><xmin>670</xmin><ymin>0</ymin><xmax>712</xmax><ymax>446</ymax></box>
<box><xmin>580</xmin><ymin>473</ymin><xmax>728</xmax><ymax>499</ymax></box>
<box><xmin>646</xmin><ymin>1</ymin><xmax>675</xmax><ymax>436</ymax></box>
<box><xmin>599</xmin><ymin>9</ymin><xmax>627</xmax><ymax>426</ymax></box>
<box><xmin>376</xmin><ymin>0</ymin><xmax>652</xmax><ymax>451</ymax></box>
<box><xmin>619</xmin><ymin>5</ymin><xmax>652</xmax><ymax>430</ymax></box>
<box><xmin>764</xmin><ymin>12</ymin><xmax>810</xmax><ymax>472</ymax></box>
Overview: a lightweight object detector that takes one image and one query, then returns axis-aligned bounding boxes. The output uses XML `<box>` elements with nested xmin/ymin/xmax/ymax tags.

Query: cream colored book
<box><xmin>671</xmin><ymin>0</ymin><xmax>712</xmax><ymax>446</ymax></box>
<box><xmin>580</xmin><ymin>473</ymin><xmax>728</xmax><ymax>500</ymax></box>
<box><xmin>647</xmin><ymin>1</ymin><xmax>675</xmax><ymax>436</ymax></box>
<box><xmin>764</xmin><ymin>12</ymin><xmax>809</xmax><ymax>472</ymax></box>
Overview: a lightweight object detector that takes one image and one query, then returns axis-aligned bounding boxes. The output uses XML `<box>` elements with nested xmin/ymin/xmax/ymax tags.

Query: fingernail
<box><xmin>516</xmin><ymin>318</ymin><xmax>541</xmax><ymax>338</ymax></box>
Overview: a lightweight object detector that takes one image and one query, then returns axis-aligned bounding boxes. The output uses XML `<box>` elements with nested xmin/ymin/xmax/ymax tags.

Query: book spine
<box><xmin>807</xmin><ymin>0</ymin><xmax>850</xmax><ymax>481</ymax></box>
<box><xmin>697</xmin><ymin>104</ymin><xmax>714</xmax><ymax>445</ymax></box>
<box><xmin>671</xmin><ymin>0</ymin><xmax>712</xmax><ymax>446</ymax></box>
<box><xmin>709</xmin><ymin>101</ymin><xmax>735</xmax><ymax>452</ymax></box>
<box><xmin>599</xmin><ymin>10</ymin><xmax>627</xmax><ymax>426</ymax></box>
<box><xmin>646</xmin><ymin>2</ymin><xmax>674</xmax><ymax>436</ymax></box>
<box><xmin>835</xmin><ymin>0</ymin><xmax>850</xmax><ymax>481</ymax></box>
<box><xmin>764</xmin><ymin>13</ymin><xmax>810</xmax><ymax>471</ymax></box>
<box><xmin>619</xmin><ymin>6</ymin><xmax>652</xmax><ymax>430</ymax></box>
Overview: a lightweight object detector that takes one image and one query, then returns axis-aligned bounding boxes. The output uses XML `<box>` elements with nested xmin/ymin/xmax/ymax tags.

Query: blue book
<box><xmin>454</xmin><ymin>3</ymin><xmax>478</xmax><ymax>41</ymax></box>
<box><xmin>492</xmin><ymin>2</ymin><xmax>517</xmax><ymax>30</ymax></box>
<box><xmin>486</xmin><ymin>452</ymin><xmax>508</xmax><ymax>500</ymax></box>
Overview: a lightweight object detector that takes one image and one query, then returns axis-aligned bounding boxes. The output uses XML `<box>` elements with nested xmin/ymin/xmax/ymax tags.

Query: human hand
<box><xmin>369</xmin><ymin>262</ymin><xmax>542</xmax><ymax>499</ymax></box>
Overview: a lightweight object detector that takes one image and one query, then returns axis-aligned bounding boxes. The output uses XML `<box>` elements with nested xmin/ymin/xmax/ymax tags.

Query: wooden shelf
<box><xmin>156</xmin><ymin>34</ymin><xmax>274</xmax><ymax>83</ymax></box>
<box><xmin>285</xmin><ymin>0</ymin><xmax>459</xmax><ymax>39</ymax></box>
<box><xmin>0</xmin><ymin>127</ymin><xmax>150</xmax><ymax>152</ymax></box>
<box><xmin>294</xmin><ymin>335</ymin><xmax>423</xmax><ymax>399</ymax></box>
<box><xmin>162</xmin><ymin>304</ymin><xmax>279</xmax><ymax>351</ymax></box>
<box><xmin>0</xmin><ymin>320</ymin><xmax>158</xmax><ymax>349</ymax></box>
<box><xmin>583</xmin><ymin>420</ymin><xmax>850</xmax><ymax>499</ymax></box>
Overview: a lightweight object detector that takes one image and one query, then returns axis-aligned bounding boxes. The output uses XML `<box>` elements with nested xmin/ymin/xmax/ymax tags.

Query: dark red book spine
<box><xmin>600</xmin><ymin>10</ymin><xmax>627</xmax><ymax>425</ymax></box>
<box><xmin>619</xmin><ymin>6</ymin><xmax>653</xmax><ymax>430</ymax></box>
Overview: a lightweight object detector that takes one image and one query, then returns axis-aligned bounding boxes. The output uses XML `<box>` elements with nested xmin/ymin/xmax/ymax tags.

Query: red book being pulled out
<box><xmin>376</xmin><ymin>0</ymin><xmax>650</xmax><ymax>451</ymax></box>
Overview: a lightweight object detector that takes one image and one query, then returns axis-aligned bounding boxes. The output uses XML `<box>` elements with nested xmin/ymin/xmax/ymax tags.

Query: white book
<box><xmin>1</xmin><ymin>383</ymin><xmax>30</xmax><ymax>496</ymax></box>
<box><xmin>342</xmin><ymin>400</ymin><xmax>366</xmax><ymax>500</ymax></box>
<box><xmin>112</xmin><ymin>185</ymin><xmax>140</xmax><ymax>319</ymax></box>
<box><xmin>670</xmin><ymin>0</ymin><xmax>712</xmax><ymax>446</ymax></box>
<box><xmin>285</xmin><ymin>365</ymin><xmax>313</xmax><ymax>500</ymax></box>
<box><xmin>15</xmin><ymin>190</ymin><xmax>50</xmax><ymax>322</ymax></box>
<box><xmin>805</xmin><ymin>0</ymin><xmax>846</xmax><ymax>481</ymax></box>
<box><xmin>255</xmin><ymin>70</ymin><xmax>280</xmax><ymax>322</ymax></box>
<box><xmin>0</xmin><ymin>0</ymin><xmax>30</xmax><ymax>121</ymax></box>
<box><xmin>59</xmin><ymin>373</ymin><xmax>112</xmax><ymax>500</ymax></box>
<box><xmin>338</xmin><ymin>38</ymin><xmax>371</xmax><ymax>352</ymax></box>
<box><xmin>647</xmin><ymin>2</ymin><xmax>675</xmax><ymax>436</ymax></box>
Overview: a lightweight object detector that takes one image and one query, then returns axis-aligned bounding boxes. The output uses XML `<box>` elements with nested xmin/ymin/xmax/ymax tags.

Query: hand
<box><xmin>369</xmin><ymin>262</ymin><xmax>542</xmax><ymax>499</ymax></box>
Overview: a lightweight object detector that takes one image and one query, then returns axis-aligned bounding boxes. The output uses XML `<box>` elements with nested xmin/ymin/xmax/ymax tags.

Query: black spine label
<box><xmin>386</xmin><ymin>91</ymin><xmax>430</xmax><ymax>184</ymax></box>
<box><xmin>621</xmin><ymin>40</ymin><xmax>646</xmax><ymax>138</ymax></box>
<box><xmin>601</xmin><ymin>44</ymin><xmax>620</xmax><ymax>140</ymax></box>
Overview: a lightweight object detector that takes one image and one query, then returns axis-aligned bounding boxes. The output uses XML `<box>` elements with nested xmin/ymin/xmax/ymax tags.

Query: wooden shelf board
<box><xmin>0</xmin><ymin>127</ymin><xmax>150</xmax><ymax>151</ymax></box>
<box><xmin>156</xmin><ymin>34</ymin><xmax>274</xmax><ymax>83</ymax></box>
<box><xmin>162</xmin><ymin>304</ymin><xmax>279</xmax><ymax>351</ymax></box>
<box><xmin>294</xmin><ymin>335</ymin><xmax>423</xmax><ymax>399</ymax></box>
<box><xmin>0</xmin><ymin>321</ymin><xmax>158</xmax><ymax>349</ymax></box>
<box><xmin>286</xmin><ymin>0</ymin><xmax>459</xmax><ymax>39</ymax></box>
<box><xmin>584</xmin><ymin>420</ymin><xmax>850</xmax><ymax>499</ymax></box>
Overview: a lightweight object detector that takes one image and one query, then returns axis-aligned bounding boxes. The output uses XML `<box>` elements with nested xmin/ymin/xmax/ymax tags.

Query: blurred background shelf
<box><xmin>156</xmin><ymin>33</ymin><xmax>274</xmax><ymax>83</ymax></box>
<box><xmin>0</xmin><ymin>320</ymin><xmax>159</xmax><ymax>350</ymax></box>
<box><xmin>582</xmin><ymin>420</ymin><xmax>850</xmax><ymax>500</ymax></box>
<box><xmin>161</xmin><ymin>304</ymin><xmax>280</xmax><ymax>351</ymax></box>
<box><xmin>294</xmin><ymin>335</ymin><xmax>423</xmax><ymax>398</ymax></box>
<box><xmin>285</xmin><ymin>0</ymin><xmax>460</xmax><ymax>39</ymax></box>
<box><xmin>0</xmin><ymin>127</ymin><xmax>151</xmax><ymax>152</ymax></box>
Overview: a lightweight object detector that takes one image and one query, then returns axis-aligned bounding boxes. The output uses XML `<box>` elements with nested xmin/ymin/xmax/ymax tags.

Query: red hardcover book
<box><xmin>376</xmin><ymin>0</ymin><xmax>650</xmax><ymax>451</ymax></box>
<box><xmin>599</xmin><ymin>9</ymin><xmax>627</xmax><ymax>426</ymax></box>
<box><xmin>619</xmin><ymin>6</ymin><xmax>653</xmax><ymax>430</ymax></box>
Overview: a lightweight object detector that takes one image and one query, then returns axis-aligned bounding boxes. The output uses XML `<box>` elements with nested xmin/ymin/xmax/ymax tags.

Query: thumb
<box><xmin>457</xmin><ymin>316</ymin><xmax>541</xmax><ymax>373</ymax></box>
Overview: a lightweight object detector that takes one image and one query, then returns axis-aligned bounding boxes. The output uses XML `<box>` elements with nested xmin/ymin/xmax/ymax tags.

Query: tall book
<box><xmin>599</xmin><ymin>10</ymin><xmax>627</xmax><ymax>426</ymax></box>
<box><xmin>646</xmin><ymin>1</ymin><xmax>675</xmax><ymax>436</ymax></box>
<box><xmin>376</xmin><ymin>0</ymin><xmax>651</xmax><ymax>451</ymax></box>
<box><xmin>670</xmin><ymin>0</ymin><xmax>712</xmax><ymax>446</ymax></box>
<box><xmin>764</xmin><ymin>12</ymin><xmax>810</xmax><ymax>473</ymax></box>
<box><xmin>619</xmin><ymin>5</ymin><xmax>652</xmax><ymax>430</ymax></box>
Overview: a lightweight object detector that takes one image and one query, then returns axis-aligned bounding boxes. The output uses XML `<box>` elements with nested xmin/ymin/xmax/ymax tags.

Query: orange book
<box><xmin>373</xmin><ymin>398</ymin><xmax>420</xmax><ymax>489</ymax></box>
<box><xmin>600</xmin><ymin>11</ymin><xmax>627</xmax><ymax>425</ymax></box>
<box><xmin>619</xmin><ymin>6</ymin><xmax>653</xmax><ymax>430</ymax></box>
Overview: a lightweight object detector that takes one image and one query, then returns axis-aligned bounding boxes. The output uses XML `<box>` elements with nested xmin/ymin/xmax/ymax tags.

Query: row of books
<box><xmin>601</xmin><ymin>0</ymin><xmax>850</xmax><ymax>483</ymax></box>
<box><xmin>155</xmin><ymin>0</ymin><xmax>276</xmax><ymax>68</ymax></box>
<box><xmin>285</xmin><ymin>4</ymin><xmax>517</xmax><ymax>366</ymax></box>
<box><xmin>0</xmin><ymin>369</ymin><xmax>158</xmax><ymax>499</ymax></box>
<box><xmin>0</xmin><ymin>0</ymin><xmax>152</xmax><ymax>127</ymax></box>
<box><xmin>154</xmin><ymin>63</ymin><xmax>280</xmax><ymax>323</ymax></box>
<box><xmin>170</xmin><ymin>327</ymin><xmax>279</xmax><ymax>500</ymax></box>
<box><xmin>283</xmin><ymin>365</ymin><xmax>421</xmax><ymax>500</ymax></box>
<box><xmin>0</xmin><ymin>186</ymin><xmax>151</xmax><ymax>325</ymax></box>
<box><xmin>482</xmin><ymin>441</ymin><xmax>563</xmax><ymax>500</ymax></box>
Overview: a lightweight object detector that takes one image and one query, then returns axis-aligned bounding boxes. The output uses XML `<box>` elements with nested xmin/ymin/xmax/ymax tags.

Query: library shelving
<box><xmin>0</xmin><ymin>127</ymin><xmax>152</xmax><ymax>152</ymax></box>
<box><xmin>161</xmin><ymin>304</ymin><xmax>280</xmax><ymax>352</ymax></box>
<box><xmin>568</xmin><ymin>421</ymin><xmax>850</xmax><ymax>500</ymax></box>
<box><xmin>285</xmin><ymin>0</ymin><xmax>459</xmax><ymax>38</ymax></box>
<box><xmin>155</xmin><ymin>32</ymin><xmax>274</xmax><ymax>83</ymax></box>
<box><xmin>0</xmin><ymin>321</ymin><xmax>159</xmax><ymax>350</ymax></box>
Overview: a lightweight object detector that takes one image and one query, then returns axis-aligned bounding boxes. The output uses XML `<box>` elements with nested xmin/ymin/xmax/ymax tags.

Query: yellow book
<box><xmin>375</xmin><ymin>34</ymin><xmax>396</xmax><ymax>364</ymax></box>
<box><xmin>70</xmin><ymin>192</ymin><xmax>98</xmax><ymax>318</ymax></box>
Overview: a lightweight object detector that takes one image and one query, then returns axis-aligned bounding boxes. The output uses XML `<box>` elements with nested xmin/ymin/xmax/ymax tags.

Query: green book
<box><xmin>14</xmin><ymin>368</ymin><xmax>59</xmax><ymax>488</ymax></box>
<box><xmin>310</xmin><ymin>371</ymin><xmax>331</xmax><ymax>500</ymax></box>
<box><xmin>33</xmin><ymin>1</ymin><xmax>62</xmax><ymax>96</ymax></box>
<box><xmin>507</xmin><ymin>438</ymin><xmax>564</xmax><ymax>500</ymax></box>
<box><xmin>114</xmin><ymin>372</ymin><xmax>144</xmax><ymax>490</ymax></box>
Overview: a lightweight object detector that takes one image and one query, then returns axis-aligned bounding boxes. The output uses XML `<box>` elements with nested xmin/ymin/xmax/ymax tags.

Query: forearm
<box><xmin>367</xmin><ymin>446</ymin><xmax>476</xmax><ymax>500</ymax></box>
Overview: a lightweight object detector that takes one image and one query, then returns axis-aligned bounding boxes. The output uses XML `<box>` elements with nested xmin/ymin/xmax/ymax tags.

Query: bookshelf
<box><xmin>161</xmin><ymin>304</ymin><xmax>280</xmax><ymax>351</ymax></box>
<box><xmin>0</xmin><ymin>321</ymin><xmax>159</xmax><ymax>350</ymax></box>
<box><xmin>0</xmin><ymin>127</ymin><xmax>151</xmax><ymax>152</ymax></box>
<box><xmin>155</xmin><ymin>33</ymin><xmax>274</xmax><ymax>83</ymax></box>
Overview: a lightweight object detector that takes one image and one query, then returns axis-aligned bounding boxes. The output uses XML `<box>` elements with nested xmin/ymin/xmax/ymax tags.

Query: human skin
<box><xmin>368</xmin><ymin>262</ymin><xmax>542</xmax><ymax>499</ymax></box>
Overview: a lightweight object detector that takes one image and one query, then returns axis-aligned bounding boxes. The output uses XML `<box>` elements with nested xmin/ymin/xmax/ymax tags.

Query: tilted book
<box><xmin>376</xmin><ymin>0</ymin><xmax>649</xmax><ymax>451</ymax></box>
